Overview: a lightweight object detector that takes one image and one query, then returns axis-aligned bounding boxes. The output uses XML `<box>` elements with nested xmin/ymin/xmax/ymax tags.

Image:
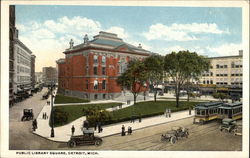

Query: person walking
<box><xmin>139</xmin><ymin>114</ymin><xmax>142</xmax><ymax>123</ymax></box>
<box><xmin>169</xmin><ymin>109</ymin><xmax>171</xmax><ymax>117</ymax></box>
<box><xmin>42</xmin><ymin>113</ymin><xmax>45</xmax><ymax>119</ymax></box>
<box><xmin>44</xmin><ymin>112</ymin><xmax>47</xmax><ymax>120</ymax></box>
<box><xmin>98</xmin><ymin>122</ymin><xmax>101</xmax><ymax>133</ymax></box>
<box><xmin>121</xmin><ymin>125</ymin><xmax>125</xmax><ymax>136</ymax></box>
<box><xmin>71</xmin><ymin>125</ymin><xmax>75</xmax><ymax>136</ymax></box>
<box><xmin>165</xmin><ymin>108</ymin><xmax>168</xmax><ymax>118</ymax></box>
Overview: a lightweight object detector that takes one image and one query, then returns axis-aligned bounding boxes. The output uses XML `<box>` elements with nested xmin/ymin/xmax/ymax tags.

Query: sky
<box><xmin>15</xmin><ymin>5</ymin><xmax>242</xmax><ymax>72</ymax></box>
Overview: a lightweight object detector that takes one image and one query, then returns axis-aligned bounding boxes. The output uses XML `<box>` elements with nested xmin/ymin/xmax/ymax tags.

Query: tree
<box><xmin>117</xmin><ymin>60</ymin><xmax>148</xmax><ymax>104</ymax></box>
<box><xmin>164</xmin><ymin>50</ymin><xmax>210</xmax><ymax>107</ymax></box>
<box><xmin>212</xmin><ymin>92</ymin><xmax>230</xmax><ymax>102</ymax></box>
<box><xmin>144</xmin><ymin>55</ymin><xmax>164</xmax><ymax>102</ymax></box>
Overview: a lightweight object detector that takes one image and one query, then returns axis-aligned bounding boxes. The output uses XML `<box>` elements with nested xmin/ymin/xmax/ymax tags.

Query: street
<box><xmin>9</xmin><ymin>90</ymin><xmax>242</xmax><ymax>151</ymax></box>
<box><xmin>9</xmin><ymin>88</ymin><xmax>60</xmax><ymax>150</ymax></box>
<box><xmin>64</xmin><ymin>117</ymin><xmax>242</xmax><ymax>151</ymax></box>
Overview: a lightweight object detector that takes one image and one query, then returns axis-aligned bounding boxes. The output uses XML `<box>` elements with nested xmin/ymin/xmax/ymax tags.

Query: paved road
<box><xmin>62</xmin><ymin>117</ymin><xmax>242</xmax><ymax>151</ymax></box>
<box><xmin>9</xmin><ymin>88</ymin><xmax>60</xmax><ymax>150</ymax></box>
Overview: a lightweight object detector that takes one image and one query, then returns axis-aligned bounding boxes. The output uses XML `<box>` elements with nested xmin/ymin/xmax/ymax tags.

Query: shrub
<box><xmin>53</xmin><ymin>108</ymin><xmax>69</xmax><ymax>126</ymax></box>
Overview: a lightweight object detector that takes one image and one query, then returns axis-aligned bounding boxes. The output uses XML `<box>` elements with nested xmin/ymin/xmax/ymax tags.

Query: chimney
<box><xmin>69</xmin><ymin>39</ymin><xmax>74</xmax><ymax>49</ymax></box>
<box><xmin>84</xmin><ymin>34</ymin><xmax>89</xmax><ymax>44</ymax></box>
<box><xmin>239</xmin><ymin>50</ymin><xmax>243</xmax><ymax>56</ymax></box>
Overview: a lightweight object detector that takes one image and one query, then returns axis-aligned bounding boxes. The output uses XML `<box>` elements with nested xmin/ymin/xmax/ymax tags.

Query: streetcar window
<box><xmin>201</xmin><ymin>110</ymin><xmax>205</xmax><ymax>115</ymax></box>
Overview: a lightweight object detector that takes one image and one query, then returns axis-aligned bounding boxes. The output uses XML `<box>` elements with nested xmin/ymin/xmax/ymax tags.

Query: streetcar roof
<box><xmin>219</xmin><ymin>102</ymin><xmax>242</xmax><ymax>109</ymax></box>
<box><xmin>195</xmin><ymin>102</ymin><xmax>222</xmax><ymax>109</ymax></box>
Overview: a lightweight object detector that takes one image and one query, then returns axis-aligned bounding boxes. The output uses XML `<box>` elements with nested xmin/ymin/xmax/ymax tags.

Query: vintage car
<box><xmin>42</xmin><ymin>92</ymin><xmax>49</xmax><ymax>99</ymax></box>
<box><xmin>161</xmin><ymin>126</ymin><xmax>189</xmax><ymax>144</ymax></box>
<box><xmin>219</xmin><ymin>118</ymin><xmax>237</xmax><ymax>133</ymax></box>
<box><xmin>233</xmin><ymin>123</ymin><xmax>242</xmax><ymax>136</ymax></box>
<box><xmin>67</xmin><ymin>129</ymin><xmax>102</xmax><ymax>147</ymax></box>
<box><xmin>21</xmin><ymin>108</ymin><xmax>34</xmax><ymax>121</ymax></box>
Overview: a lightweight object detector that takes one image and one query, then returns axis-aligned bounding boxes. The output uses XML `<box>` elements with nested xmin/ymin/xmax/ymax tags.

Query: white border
<box><xmin>1</xmin><ymin>1</ymin><xmax>249</xmax><ymax>158</ymax></box>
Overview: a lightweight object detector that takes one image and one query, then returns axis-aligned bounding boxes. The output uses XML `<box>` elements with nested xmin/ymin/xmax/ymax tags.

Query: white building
<box><xmin>14</xmin><ymin>34</ymin><xmax>33</xmax><ymax>94</ymax></box>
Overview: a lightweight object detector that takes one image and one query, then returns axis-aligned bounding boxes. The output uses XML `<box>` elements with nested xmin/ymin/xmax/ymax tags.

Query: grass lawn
<box><xmin>54</xmin><ymin>94</ymin><xmax>90</xmax><ymax>104</ymax></box>
<box><xmin>53</xmin><ymin>102</ymin><xmax>122</xmax><ymax>127</ymax></box>
<box><xmin>111</xmin><ymin>101</ymin><xmax>201</xmax><ymax>122</ymax></box>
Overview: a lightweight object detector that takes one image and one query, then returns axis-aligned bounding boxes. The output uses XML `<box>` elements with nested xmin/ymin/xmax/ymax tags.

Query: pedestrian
<box><xmin>71</xmin><ymin>125</ymin><xmax>75</xmax><ymax>136</ymax></box>
<box><xmin>169</xmin><ymin>109</ymin><xmax>171</xmax><ymax>117</ymax></box>
<box><xmin>42</xmin><ymin>113</ymin><xmax>45</xmax><ymax>119</ymax></box>
<box><xmin>121</xmin><ymin>125</ymin><xmax>125</xmax><ymax>136</ymax></box>
<box><xmin>189</xmin><ymin>106</ymin><xmax>192</xmax><ymax>115</ymax></box>
<box><xmin>94</xmin><ymin>122</ymin><xmax>97</xmax><ymax>131</ymax></box>
<box><xmin>128</xmin><ymin>126</ymin><xmax>132</xmax><ymax>135</ymax></box>
<box><xmin>98</xmin><ymin>122</ymin><xmax>101</xmax><ymax>133</ymax></box>
<box><xmin>165</xmin><ymin>108</ymin><xmax>168</xmax><ymax>118</ymax></box>
<box><xmin>139</xmin><ymin>114</ymin><xmax>142</xmax><ymax>123</ymax></box>
<box><xmin>44</xmin><ymin>112</ymin><xmax>47</xmax><ymax>120</ymax></box>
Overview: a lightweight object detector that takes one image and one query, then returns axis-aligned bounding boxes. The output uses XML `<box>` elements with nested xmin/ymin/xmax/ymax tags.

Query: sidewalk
<box><xmin>34</xmin><ymin>99</ymin><xmax>194</xmax><ymax>142</ymax></box>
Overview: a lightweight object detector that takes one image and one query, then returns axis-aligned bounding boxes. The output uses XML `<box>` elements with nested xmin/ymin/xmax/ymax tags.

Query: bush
<box><xmin>53</xmin><ymin>108</ymin><xmax>69</xmax><ymax>126</ymax></box>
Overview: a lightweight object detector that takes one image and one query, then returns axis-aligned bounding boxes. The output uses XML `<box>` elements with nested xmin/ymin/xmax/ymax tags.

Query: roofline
<box><xmin>63</xmin><ymin>46</ymin><xmax>150</xmax><ymax>57</ymax></box>
<box><xmin>207</xmin><ymin>55</ymin><xmax>242</xmax><ymax>59</ymax></box>
<box><xmin>14</xmin><ymin>38</ymin><xmax>33</xmax><ymax>54</ymax></box>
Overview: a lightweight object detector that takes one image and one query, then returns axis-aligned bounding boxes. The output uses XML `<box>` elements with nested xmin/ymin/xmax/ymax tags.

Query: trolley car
<box><xmin>193</xmin><ymin>102</ymin><xmax>223</xmax><ymax>124</ymax></box>
<box><xmin>218</xmin><ymin>102</ymin><xmax>242</xmax><ymax>120</ymax></box>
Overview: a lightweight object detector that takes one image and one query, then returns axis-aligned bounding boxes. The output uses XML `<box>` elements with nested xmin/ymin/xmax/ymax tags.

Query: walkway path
<box><xmin>33</xmin><ymin>90</ymin><xmax>218</xmax><ymax>143</ymax></box>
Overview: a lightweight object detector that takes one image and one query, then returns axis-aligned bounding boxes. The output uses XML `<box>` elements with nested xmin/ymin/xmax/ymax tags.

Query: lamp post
<box><xmin>50</xmin><ymin>83</ymin><xmax>55</xmax><ymax>137</ymax></box>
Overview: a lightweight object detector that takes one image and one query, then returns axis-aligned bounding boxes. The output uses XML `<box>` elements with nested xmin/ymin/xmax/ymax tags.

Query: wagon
<box><xmin>161</xmin><ymin>126</ymin><xmax>189</xmax><ymax>144</ymax></box>
<box><xmin>67</xmin><ymin>129</ymin><xmax>102</xmax><ymax>148</ymax></box>
<box><xmin>21</xmin><ymin>108</ymin><xmax>34</xmax><ymax>121</ymax></box>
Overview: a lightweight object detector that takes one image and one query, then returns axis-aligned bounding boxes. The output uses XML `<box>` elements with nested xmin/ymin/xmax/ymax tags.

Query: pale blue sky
<box><xmin>15</xmin><ymin>5</ymin><xmax>242</xmax><ymax>72</ymax></box>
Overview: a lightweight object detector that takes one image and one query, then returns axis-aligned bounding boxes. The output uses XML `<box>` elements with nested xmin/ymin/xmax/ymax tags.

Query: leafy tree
<box><xmin>212</xmin><ymin>92</ymin><xmax>230</xmax><ymax>102</ymax></box>
<box><xmin>164</xmin><ymin>50</ymin><xmax>210</xmax><ymax>107</ymax></box>
<box><xmin>144</xmin><ymin>55</ymin><xmax>164</xmax><ymax>102</ymax></box>
<box><xmin>117</xmin><ymin>60</ymin><xmax>148</xmax><ymax>104</ymax></box>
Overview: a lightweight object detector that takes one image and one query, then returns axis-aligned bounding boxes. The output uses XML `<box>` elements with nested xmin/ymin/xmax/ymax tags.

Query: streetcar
<box><xmin>193</xmin><ymin>102</ymin><xmax>223</xmax><ymax>124</ymax></box>
<box><xmin>218</xmin><ymin>102</ymin><xmax>242</xmax><ymax>120</ymax></box>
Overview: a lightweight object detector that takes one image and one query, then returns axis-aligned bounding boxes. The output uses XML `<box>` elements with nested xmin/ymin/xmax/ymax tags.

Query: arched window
<box><xmin>94</xmin><ymin>80</ymin><xmax>98</xmax><ymax>90</ymax></box>
<box><xmin>102</xmin><ymin>56</ymin><xmax>106</xmax><ymax>64</ymax></box>
<box><xmin>93</xmin><ymin>55</ymin><xmax>98</xmax><ymax>63</ymax></box>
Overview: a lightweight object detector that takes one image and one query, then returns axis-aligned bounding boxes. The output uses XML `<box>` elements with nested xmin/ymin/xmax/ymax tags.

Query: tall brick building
<box><xmin>57</xmin><ymin>31</ymin><xmax>151</xmax><ymax>100</ymax></box>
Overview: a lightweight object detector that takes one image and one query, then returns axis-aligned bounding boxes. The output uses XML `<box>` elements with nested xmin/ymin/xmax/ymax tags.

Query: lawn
<box><xmin>111</xmin><ymin>101</ymin><xmax>200</xmax><ymax>122</ymax></box>
<box><xmin>53</xmin><ymin>100</ymin><xmax>202</xmax><ymax>127</ymax></box>
<box><xmin>53</xmin><ymin>102</ymin><xmax>122</xmax><ymax>127</ymax></box>
<box><xmin>54</xmin><ymin>94</ymin><xmax>90</xmax><ymax>104</ymax></box>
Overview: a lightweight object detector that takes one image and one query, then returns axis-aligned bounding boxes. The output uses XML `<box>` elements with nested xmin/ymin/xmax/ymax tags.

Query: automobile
<box><xmin>233</xmin><ymin>123</ymin><xmax>242</xmax><ymax>136</ymax></box>
<box><xmin>21</xmin><ymin>108</ymin><xmax>34</xmax><ymax>121</ymax></box>
<box><xmin>219</xmin><ymin>118</ymin><xmax>237</xmax><ymax>133</ymax></box>
<box><xmin>42</xmin><ymin>92</ymin><xmax>49</xmax><ymax>99</ymax></box>
<box><xmin>161</xmin><ymin>126</ymin><xmax>189</xmax><ymax>144</ymax></box>
<box><xmin>67</xmin><ymin>129</ymin><xmax>102</xmax><ymax>147</ymax></box>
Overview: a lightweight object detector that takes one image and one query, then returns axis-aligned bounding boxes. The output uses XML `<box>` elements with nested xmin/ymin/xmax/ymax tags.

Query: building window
<box><xmin>94</xmin><ymin>67</ymin><xmax>98</xmax><ymax>75</ymax></box>
<box><xmin>94</xmin><ymin>55</ymin><xmax>98</xmax><ymax>64</ymax></box>
<box><xmin>210</xmin><ymin>80</ymin><xmax>213</xmax><ymax>84</ymax></box>
<box><xmin>224</xmin><ymin>65</ymin><xmax>228</xmax><ymax>68</ymax></box>
<box><xmin>203</xmin><ymin>81</ymin><xmax>205</xmax><ymax>84</ymax></box>
<box><xmin>216</xmin><ymin>64</ymin><xmax>220</xmax><ymax>68</ymax></box>
<box><xmin>102</xmin><ymin>67</ymin><xmax>106</xmax><ymax>75</ymax></box>
<box><xmin>102</xmin><ymin>80</ymin><xmax>106</xmax><ymax>90</ymax></box>
<box><xmin>86</xmin><ymin>66</ymin><xmax>89</xmax><ymax>75</ymax></box>
<box><xmin>94</xmin><ymin>80</ymin><xmax>98</xmax><ymax>90</ymax></box>
<box><xmin>86</xmin><ymin>80</ymin><xmax>88</xmax><ymax>89</ymax></box>
<box><xmin>206</xmin><ymin>80</ymin><xmax>209</xmax><ymax>84</ymax></box>
<box><xmin>231</xmin><ymin>62</ymin><xmax>235</xmax><ymax>68</ymax></box>
<box><xmin>102</xmin><ymin>56</ymin><xmax>106</xmax><ymax>64</ymax></box>
<box><xmin>103</xmin><ymin>94</ymin><xmax>106</xmax><ymax>99</ymax></box>
<box><xmin>94</xmin><ymin>94</ymin><xmax>98</xmax><ymax>100</ymax></box>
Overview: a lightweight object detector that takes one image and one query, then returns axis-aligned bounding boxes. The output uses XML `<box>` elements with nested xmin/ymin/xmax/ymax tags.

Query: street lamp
<box><xmin>50</xmin><ymin>83</ymin><xmax>55</xmax><ymax>137</ymax></box>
